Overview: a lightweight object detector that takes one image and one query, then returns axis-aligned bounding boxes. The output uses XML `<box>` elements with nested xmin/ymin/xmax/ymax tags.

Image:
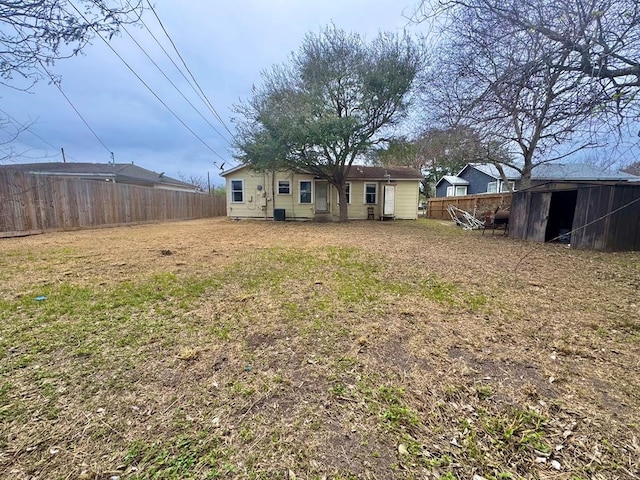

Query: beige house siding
<box><xmin>394</xmin><ymin>181</ymin><xmax>421</xmax><ymax>219</ymax></box>
<box><xmin>223</xmin><ymin>166</ymin><xmax>421</xmax><ymax>220</ymax></box>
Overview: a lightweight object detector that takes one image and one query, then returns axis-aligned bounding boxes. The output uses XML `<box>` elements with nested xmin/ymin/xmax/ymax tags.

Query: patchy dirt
<box><xmin>0</xmin><ymin>218</ymin><xmax>638</xmax><ymax>479</ymax></box>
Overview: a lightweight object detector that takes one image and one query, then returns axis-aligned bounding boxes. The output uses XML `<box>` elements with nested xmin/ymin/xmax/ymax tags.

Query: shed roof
<box><xmin>467</xmin><ymin>162</ymin><xmax>639</xmax><ymax>181</ymax></box>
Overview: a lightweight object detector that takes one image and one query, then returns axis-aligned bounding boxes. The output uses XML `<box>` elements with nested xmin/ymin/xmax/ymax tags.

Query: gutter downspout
<box><xmin>271</xmin><ymin>170</ymin><xmax>276</xmax><ymax>219</ymax></box>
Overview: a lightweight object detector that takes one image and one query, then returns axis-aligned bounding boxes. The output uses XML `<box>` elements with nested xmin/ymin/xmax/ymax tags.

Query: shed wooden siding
<box><xmin>0</xmin><ymin>171</ymin><xmax>226</xmax><ymax>237</ymax></box>
<box><xmin>572</xmin><ymin>184</ymin><xmax>640</xmax><ymax>251</ymax></box>
<box><xmin>427</xmin><ymin>193</ymin><xmax>512</xmax><ymax>220</ymax></box>
<box><xmin>510</xmin><ymin>183</ymin><xmax>640</xmax><ymax>251</ymax></box>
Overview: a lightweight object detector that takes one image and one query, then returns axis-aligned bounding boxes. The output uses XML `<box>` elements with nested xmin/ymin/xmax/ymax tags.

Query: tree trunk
<box><xmin>520</xmin><ymin>155</ymin><xmax>534</xmax><ymax>189</ymax></box>
<box><xmin>337</xmin><ymin>182</ymin><xmax>349</xmax><ymax>222</ymax></box>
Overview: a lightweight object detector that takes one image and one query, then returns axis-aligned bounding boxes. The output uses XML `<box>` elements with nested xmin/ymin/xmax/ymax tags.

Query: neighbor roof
<box><xmin>345</xmin><ymin>165</ymin><xmax>423</xmax><ymax>180</ymax></box>
<box><xmin>466</xmin><ymin>162</ymin><xmax>639</xmax><ymax>181</ymax></box>
<box><xmin>0</xmin><ymin>162</ymin><xmax>193</xmax><ymax>188</ymax></box>
<box><xmin>435</xmin><ymin>175</ymin><xmax>470</xmax><ymax>187</ymax></box>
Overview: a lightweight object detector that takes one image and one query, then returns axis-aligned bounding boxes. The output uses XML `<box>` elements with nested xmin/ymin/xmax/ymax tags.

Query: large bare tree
<box><xmin>415</xmin><ymin>0</ymin><xmax>640</xmax><ymax>186</ymax></box>
<box><xmin>1</xmin><ymin>0</ymin><xmax>143</xmax><ymax>88</ymax></box>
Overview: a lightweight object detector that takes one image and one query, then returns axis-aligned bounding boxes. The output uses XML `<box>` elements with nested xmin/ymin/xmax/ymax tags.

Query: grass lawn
<box><xmin>0</xmin><ymin>218</ymin><xmax>638</xmax><ymax>480</ymax></box>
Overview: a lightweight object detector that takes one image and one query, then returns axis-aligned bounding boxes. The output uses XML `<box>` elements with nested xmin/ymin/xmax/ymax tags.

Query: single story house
<box><xmin>510</xmin><ymin>181</ymin><xmax>640</xmax><ymax>251</ymax></box>
<box><xmin>0</xmin><ymin>162</ymin><xmax>198</xmax><ymax>193</ymax></box>
<box><xmin>220</xmin><ymin>164</ymin><xmax>423</xmax><ymax>221</ymax></box>
<box><xmin>435</xmin><ymin>163</ymin><xmax>639</xmax><ymax>197</ymax></box>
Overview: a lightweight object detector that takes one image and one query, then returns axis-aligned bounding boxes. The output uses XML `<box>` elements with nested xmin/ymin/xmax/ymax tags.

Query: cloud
<box><xmin>1</xmin><ymin>0</ymin><xmax>416</xmax><ymax>182</ymax></box>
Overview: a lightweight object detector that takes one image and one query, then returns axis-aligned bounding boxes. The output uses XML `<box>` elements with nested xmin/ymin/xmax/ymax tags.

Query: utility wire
<box><xmin>144</xmin><ymin>0</ymin><xmax>236</xmax><ymax>140</ymax></box>
<box><xmin>36</xmin><ymin>64</ymin><xmax>112</xmax><ymax>155</ymax></box>
<box><xmin>0</xmin><ymin>108</ymin><xmax>58</xmax><ymax>151</ymax></box>
<box><xmin>13</xmin><ymin>25</ymin><xmax>112</xmax><ymax>156</ymax></box>
<box><xmin>119</xmin><ymin>24</ymin><xmax>232</xmax><ymax>145</ymax></box>
<box><xmin>130</xmin><ymin>8</ymin><xmax>229</xmax><ymax>139</ymax></box>
<box><xmin>0</xmin><ymin>108</ymin><xmax>80</xmax><ymax>162</ymax></box>
<box><xmin>66</xmin><ymin>0</ymin><xmax>228</xmax><ymax>163</ymax></box>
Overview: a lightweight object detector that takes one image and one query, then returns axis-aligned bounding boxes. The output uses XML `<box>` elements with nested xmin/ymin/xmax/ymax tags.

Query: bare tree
<box><xmin>622</xmin><ymin>160</ymin><xmax>640</xmax><ymax>176</ymax></box>
<box><xmin>1</xmin><ymin>0</ymin><xmax>143</xmax><ymax>88</ymax></box>
<box><xmin>415</xmin><ymin>0</ymin><xmax>639</xmax><ymax>186</ymax></box>
<box><xmin>178</xmin><ymin>173</ymin><xmax>208</xmax><ymax>192</ymax></box>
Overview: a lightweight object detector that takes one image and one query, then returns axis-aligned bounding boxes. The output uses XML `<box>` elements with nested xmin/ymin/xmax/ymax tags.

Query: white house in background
<box><xmin>220</xmin><ymin>164</ymin><xmax>423</xmax><ymax>221</ymax></box>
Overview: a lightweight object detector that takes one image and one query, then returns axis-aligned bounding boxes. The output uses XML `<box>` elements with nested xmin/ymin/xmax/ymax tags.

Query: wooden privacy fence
<box><xmin>0</xmin><ymin>171</ymin><xmax>226</xmax><ymax>237</ymax></box>
<box><xmin>427</xmin><ymin>193</ymin><xmax>512</xmax><ymax>220</ymax></box>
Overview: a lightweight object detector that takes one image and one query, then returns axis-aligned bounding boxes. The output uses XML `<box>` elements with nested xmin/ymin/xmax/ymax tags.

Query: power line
<box><xmin>119</xmin><ymin>23</ymin><xmax>232</xmax><ymax>145</ymax></box>
<box><xmin>66</xmin><ymin>0</ymin><xmax>228</xmax><ymax>164</ymax></box>
<box><xmin>0</xmin><ymin>108</ymin><xmax>57</xmax><ymax>150</ymax></box>
<box><xmin>0</xmin><ymin>108</ymin><xmax>84</xmax><ymax>162</ymax></box>
<box><xmin>144</xmin><ymin>0</ymin><xmax>236</xmax><ymax>141</ymax></box>
<box><xmin>13</xmin><ymin>21</ymin><xmax>113</xmax><ymax>158</ymax></box>
<box><xmin>131</xmin><ymin>7</ymin><xmax>230</xmax><ymax>139</ymax></box>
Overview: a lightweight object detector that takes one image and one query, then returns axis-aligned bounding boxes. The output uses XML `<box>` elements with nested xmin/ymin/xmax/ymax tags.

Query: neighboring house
<box><xmin>0</xmin><ymin>162</ymin><xmax>198</xmax><ymax>192</ymax></box>
<box><xmin>220</xmin><ymin>164</ymin><xmax>423</xmax><ymax>220</ymax></box>
<box><xmin>435</xmin><ymin>163</ymin><xmax>639</xmax><ymax>197</ymax></box>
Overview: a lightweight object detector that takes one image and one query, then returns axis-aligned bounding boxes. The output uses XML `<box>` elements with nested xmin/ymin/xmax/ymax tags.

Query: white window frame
<box><xmin>446</xmin><ymin>186</ymin><xmax>454</xmax><ymax>197</ymax></box>
<box><xmin>487</xmin><ymin>181</ymin><xmax>498</xmax><ymax>193</ymax></box>
<box><xmin>364</xmin><ymin>183</ymin><xmax>377</xmax><ymax>204</ymax></box>
<box><xmin>230</xmin><ymin>179</ymin><xmax>244</xmax><ymax>203</ymax></box>
<box><xmin>499</xmin><ymin>181</ymin><xmax>515</xmax><ymax>193</ymax></box>
<box><xmin>455</xmin><ymin>186</ymin><xmax>467</xmax><ymax>196</ymax></box>
<box><xmin>277</xmin><ymin>179</ymin><xmax>291</xmax><ymax>195</ymax></box>
<box><xmin>299</xmin><ymin>180</ymin><xmax>312</xmax><ymax>204</ymax></box>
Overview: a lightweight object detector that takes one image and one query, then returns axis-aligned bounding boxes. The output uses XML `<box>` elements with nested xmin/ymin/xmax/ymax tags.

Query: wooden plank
<box><xmin>0</xmin><ymin>173</ymin><xmax>227</xmax><ymax>236</ymax></box>
<box><xmin>509</xmin><ymin>192</ymin><xmax>530</xmax><ymax>239</ymax></box>
<box><xmin>526</xmin><ymin>192</ymin><xmax>551</xmax><ymax>242</ymax></box>
<box><xmin>608</xmin><ymin>185</ymin><xmax>640</xmax><ymax>251</ymax></box>
<box><xmin>571</xmin><ymin>188</ymin><xmax>590</xmax><ymax>248</ymax></box>
<box><xmin>577</xmin><ymin>186</ymin><xmax>611</xmax><ymax>250</ymax></box>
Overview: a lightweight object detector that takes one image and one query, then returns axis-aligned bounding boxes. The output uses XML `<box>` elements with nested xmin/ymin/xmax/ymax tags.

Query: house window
<box><xmin>278</xmin><ymin>180</ymin><xmax>291</xmax><ymax>195</ymax></box>
<box><xmin>455</xmin><ymin>186</ymin><xmax>467</xmax><ymax>196</ymax></box>
<box><xmin>299</xmin><ymin>181</ymin><xmax>312</xmax><ymax>203</ymax></box>
<box><xmin>231</xmin><ymin>180</ymin><xmax>244</xmax><ymax>203</ymax></box>
<box><xmin>446</xmin><ymin>186</ymin><xmax>454</xmax><ymax>197</ymax></box>
<box><xmin>365</xmin><ymin>183</ymin><xmax>377</xmax><ymax>204</ymax></box>
<box><xmin>499</xmin><ymin>181</ymin><xmax>515</xmax><ymax>192</ymax></box>
<box><xmin>487</xmin><ymin>182</ymin><xmax>497</xmax><ymax>193</ymax></box>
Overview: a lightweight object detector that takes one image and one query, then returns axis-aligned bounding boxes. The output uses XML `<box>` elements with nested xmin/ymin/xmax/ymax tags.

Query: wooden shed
<box><xmin>509</xmin><ymin>181</ymin><xmax>640</xmax><ymax>251</ymax></box>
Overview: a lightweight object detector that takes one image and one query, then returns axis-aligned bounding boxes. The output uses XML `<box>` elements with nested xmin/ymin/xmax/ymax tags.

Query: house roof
<box><xmin>0</xmin><ymin>162</ymin><xmax>194</xmax><ymax>189</ymax></box>
<box><xmin>465</xmin><ymin>162</ymin><xmax>639</xmax><ymax>181</ymax></box>
<box><xmin>346</xmin><ymin>165</ymin><xmax>423</xmax><ymax>180</ymax></box>
<box><xmin>435</xmin><ymin>175</ymin><xmax>470</xmax><ymax>187</ymax></box>
<box><xmin>221</xmin><ymin>164</ymin><xmax>423</xmax><ymax>180</ymax></box>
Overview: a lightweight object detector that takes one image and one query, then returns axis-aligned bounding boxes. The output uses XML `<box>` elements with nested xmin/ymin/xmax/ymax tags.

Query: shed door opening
<box><xmin>545</xmin><ymin>190</ymin><xmax>578</xmax><ymax>242</ymax></box>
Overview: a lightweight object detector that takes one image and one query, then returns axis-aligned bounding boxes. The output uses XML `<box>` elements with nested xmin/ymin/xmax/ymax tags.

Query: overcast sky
<box><xmin>1</xmin><ymin>0</ymin><xmax>422</xmax><ymax>187</ymax></box>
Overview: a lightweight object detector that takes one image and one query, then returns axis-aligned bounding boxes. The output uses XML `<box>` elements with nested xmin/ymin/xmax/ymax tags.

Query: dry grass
<box><xmin>0</xmin><ymin>218</ymin><xmax>638</xmax><ymax>480</ymax></box>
